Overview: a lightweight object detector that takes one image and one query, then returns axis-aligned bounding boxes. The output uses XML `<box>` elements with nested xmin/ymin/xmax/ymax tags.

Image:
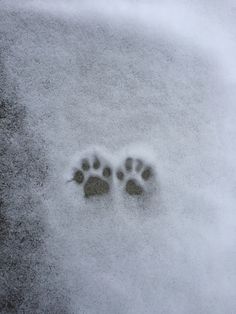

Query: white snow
<box><xmin>1</xmin><ymin>0</ymin><xmax>236</xmax><ymax>313</ymax></box>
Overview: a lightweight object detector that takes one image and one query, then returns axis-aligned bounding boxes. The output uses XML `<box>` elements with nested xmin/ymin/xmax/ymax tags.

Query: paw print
<box><xmin>71</xmin><ymin>154</ymin><xmax>112</xmax><ymax>198</ymax></box>
<box><xmin>116</xmin><ymin>157</ymin><xmax>154</xmax><ymax>196</ymax></box>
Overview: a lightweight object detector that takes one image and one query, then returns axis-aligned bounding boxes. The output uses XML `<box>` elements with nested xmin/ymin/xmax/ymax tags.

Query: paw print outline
<box><xmin>71</xmin><ymin>154</ymin><xmax>112</xmax><ymax>198</ymax></box>
<box><xmin>116</xmin><ymin>157</ymin><xmax>155</xmax><ymax>196</ymax></box>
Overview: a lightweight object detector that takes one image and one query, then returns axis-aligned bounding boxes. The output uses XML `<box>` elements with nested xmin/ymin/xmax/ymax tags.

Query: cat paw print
<box><xmin>71</xmin><ymin>154</ymin><xmax>112</xmax><ymax>198</ymax></box>
<box><xmin>116</xmin><ymin>157</ymin><xmax>155</xmax><ymax>196</ymax></box>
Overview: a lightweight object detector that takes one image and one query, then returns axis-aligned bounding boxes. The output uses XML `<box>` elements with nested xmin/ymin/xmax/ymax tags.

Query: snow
<box><xmin>1</xmin><ymin>0</ymin><xmax>236</xmax><ymax>313</ymax></box>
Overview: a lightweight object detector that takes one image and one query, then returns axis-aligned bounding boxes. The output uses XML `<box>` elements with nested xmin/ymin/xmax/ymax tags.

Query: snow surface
<box><xmin>1</xmin><ymin>0</ymin><xmax>236</xmax><ymax>313</ymax></box>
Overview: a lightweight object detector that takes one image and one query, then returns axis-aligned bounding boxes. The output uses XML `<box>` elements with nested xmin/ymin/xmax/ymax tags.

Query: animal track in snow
<box><xmin>71</xmin><ymin>153</ymin><xmax>112</xmax><ymax>198</ymax></box>
<box><xmin>116</xmin><ymin>156</ymin><xmax>154</xmax><ymax>196</ymax></box>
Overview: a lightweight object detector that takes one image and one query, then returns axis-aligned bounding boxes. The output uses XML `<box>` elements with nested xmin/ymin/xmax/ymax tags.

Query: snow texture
<box><xmin>1</xmin><ymin>0</ymin><xmax>236</xmax><ymax>313</ymax></box>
